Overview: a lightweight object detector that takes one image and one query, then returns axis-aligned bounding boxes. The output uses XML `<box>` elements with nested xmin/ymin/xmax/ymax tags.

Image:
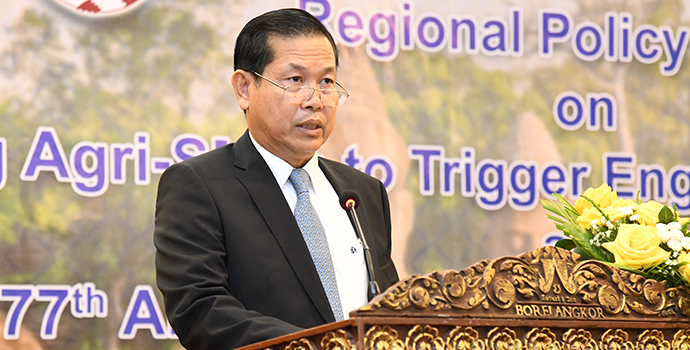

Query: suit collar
<box><xmin>232</xmin><ymin>130</ymin><xmax>260</xmax><ymax>171</ymax></box>
<box><xmin>233</xmin><ymin>130</ymin><xmax>336</xmax><ymax>323</ymax></box>
<box><xmin>234</xmin><ymin>131</ymin><xmax>383</xmax><ymax>312</ymax></box>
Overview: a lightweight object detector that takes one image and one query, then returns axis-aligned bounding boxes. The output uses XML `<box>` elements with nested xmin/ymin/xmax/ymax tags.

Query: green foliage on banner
<box><xmin>0</xmin><ymin>2</ymin><xmax>245</xmax><ymax>348</ymax></box>
<box><xmin>377</xmin><ymin>0</ymin><xmax>690</xmax><ymax>273</ymax></box>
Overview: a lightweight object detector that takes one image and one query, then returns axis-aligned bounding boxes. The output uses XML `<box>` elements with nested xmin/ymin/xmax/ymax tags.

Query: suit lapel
<box><xmin>318</xmin><ymin>159</ymin><xmax>382</xmax><ymax>282</ymax></box>
<box><xmin>232</xmin><ymin>132</ymin><xmax>336</xmax><ymax>323</ymax></box>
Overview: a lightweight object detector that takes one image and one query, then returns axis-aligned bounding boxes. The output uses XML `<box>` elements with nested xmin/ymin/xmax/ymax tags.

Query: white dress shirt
<box><xmin>249</xmin><ymin>132</ymin><xmax>367</xmax><ymax>318</ymax></box>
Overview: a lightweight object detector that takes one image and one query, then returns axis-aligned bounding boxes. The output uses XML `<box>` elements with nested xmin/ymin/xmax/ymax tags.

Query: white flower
<box><xmin>670</xmin><ymin>229</ymin><xmax>684</xmax><ymax>241</ymax></box>
<box><xmin>656</xmin><ymin>224</ymin><xmax>670</xmax><ymax>242</ymax></box>
<box><xmin>668</xmin><ymin>239</ymin><xmax>683</xmax><ymax>252</ymax></box>
<box><xmin>606</xmin><ymin>221</ymin><xmax>614</xmax><ymax>229</ymax></box>
<box><xmin>630</xmin><ymin>214</ymin><xmax>640</xmax><ymax>221</ymax></box>
<box><xmin>658</xmin><ymin>229</ymin><xmax>671</xmax><ymax>243</ymax></box>
<box><xmin>682</xmin><ymin>236</ymin><xmax>690</xmax><ymax>250</ymax></box>
<box><xmin>591</xmin><ymin>220</ymin><xmax>599</xmax><ymax>229</ymax></box>
<box><xmin>668</xmin><ymin>222</ymin><xmax>682</xmax><ymax>230</ymax></box>
<box><xmin>619</xmin><ymin>207</ymin><xmax>634</xmax><ymax>215</ymax></box>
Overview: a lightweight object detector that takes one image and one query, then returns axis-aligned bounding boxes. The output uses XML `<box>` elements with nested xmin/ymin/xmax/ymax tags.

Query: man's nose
<box><xmin>301</xmin><ymin>87</ymin><xmax>324</xmax><ymax>109</ymax></box>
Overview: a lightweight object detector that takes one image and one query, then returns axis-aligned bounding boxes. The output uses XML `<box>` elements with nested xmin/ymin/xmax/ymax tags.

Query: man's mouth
<box><xmin>297</xmin><ymin>122</ymin><xmax>321</xmax><ymax>130</ymax></box>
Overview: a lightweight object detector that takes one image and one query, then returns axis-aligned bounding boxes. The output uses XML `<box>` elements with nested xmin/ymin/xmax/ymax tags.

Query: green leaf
<box><xmin>542</xmin><ymin>193</ymin><xmax>613</xmax><ymax>262</ymax></box>
<box><xmin>607</xmin><ymin>262</ymin><xmax>652</xmax><ymax>279</ymax></box>
<box><xmin>555</xmin><ymin>238</ymin><xmax>576</xmax><ymax>250</ymax></box>
<box><xmin>658</xmin><ymin>205</ymin><xmax>675</xmax><ymax>224</ymax></box>
<box><xmin>573</xmin><ymin>246</ymin><xmax>594</xmax><ymax>261</ymax></box>
<box><xmin>545</xmin><ymin>214</ymin><xmax>566</xmax><ymax>224</ymax></box>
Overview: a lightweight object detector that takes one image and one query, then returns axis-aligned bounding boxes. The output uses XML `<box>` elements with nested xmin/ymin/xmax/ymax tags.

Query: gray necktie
<box><xmin>288</xmin><ymin>168</ymin><xmax>344</xmax><ymax>321</ymax></box>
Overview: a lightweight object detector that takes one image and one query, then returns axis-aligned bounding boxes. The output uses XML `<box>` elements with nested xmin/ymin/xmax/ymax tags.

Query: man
<box><xmin>153</xmin><ymin>8</ymin><xmax>399</xmax><ymax>350</ymax></box>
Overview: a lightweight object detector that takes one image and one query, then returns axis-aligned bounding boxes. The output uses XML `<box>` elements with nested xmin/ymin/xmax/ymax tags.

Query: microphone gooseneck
<box><xmin>338</xmin><ymin>191</ymin><xmax>380</xmax><ymax>301</ymax></box>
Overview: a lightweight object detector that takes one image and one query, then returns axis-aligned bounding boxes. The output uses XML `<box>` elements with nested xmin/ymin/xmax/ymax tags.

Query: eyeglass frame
<box><xmin>250</xmin><ymin>71</ymin><xmax>351</xmax><ymax>107</ymax></box>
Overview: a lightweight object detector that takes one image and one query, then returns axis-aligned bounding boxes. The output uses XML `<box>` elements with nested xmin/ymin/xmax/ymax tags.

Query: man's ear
<box><xmin>231</xmin><ymin>70</ymin><xmax>253</xmax><ymax>111</ymax></box>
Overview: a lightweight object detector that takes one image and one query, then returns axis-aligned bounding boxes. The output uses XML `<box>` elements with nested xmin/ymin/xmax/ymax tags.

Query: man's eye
<box><xmin>321</xmin><ymin>78</ymin><xmax>334</xmax><ymax>85</ymax></box>
<box><xmin>288</xmin><ymin>77</ymin><xmax>302</xmax><ymax>84</ymax></box>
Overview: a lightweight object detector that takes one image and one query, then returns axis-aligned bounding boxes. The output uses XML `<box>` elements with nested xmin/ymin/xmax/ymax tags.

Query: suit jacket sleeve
<box><xmin>154</xmin><ymin>162</ymin><xmax>302</xmax><ymax>349</ymax></box>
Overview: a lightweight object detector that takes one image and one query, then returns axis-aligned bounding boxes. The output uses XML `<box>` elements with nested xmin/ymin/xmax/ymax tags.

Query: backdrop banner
<box><xmin>1</xmin><ymin>0</ymin><xmax>689</xmax><ymax>348</ymax></box>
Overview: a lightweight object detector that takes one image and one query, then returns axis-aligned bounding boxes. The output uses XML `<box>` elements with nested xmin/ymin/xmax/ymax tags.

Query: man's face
<box><xmin>245</xmin><ymin>35</ymin><xmax>338</xmax><ymax>168</ymax></box>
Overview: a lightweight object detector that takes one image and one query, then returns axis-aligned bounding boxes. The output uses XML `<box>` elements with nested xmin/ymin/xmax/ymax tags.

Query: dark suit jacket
<box><xmin>154</xmin><ymin>131</ymin><xmax>399</xmax><ymax>349</ymax></box>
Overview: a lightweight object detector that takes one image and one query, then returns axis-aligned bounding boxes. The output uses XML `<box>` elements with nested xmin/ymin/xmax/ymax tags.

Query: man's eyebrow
<box><xmin>286</xmin><ymin>63</ymin><xmax>337</xmax><ymax>74</ymax></box>
<box><xmin>287</xmin><ymin>63</ymin><xmax>306</xmax><ymax>71</ymax></box>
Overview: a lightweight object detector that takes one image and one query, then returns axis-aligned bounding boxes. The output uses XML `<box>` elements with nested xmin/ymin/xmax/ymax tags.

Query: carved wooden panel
<box><xmin>239</xmin><ymin>246</ymin><xmax>690</xmax><ymax>350</ymax></box>
<box><xmin>356</xmin><ymin>246</ymin><xmax>690</xmax><ymax>321</ymax></box>
<box><xmin>361</xmin><ymin>325</ymin><xmax>690</xmax><ymax>350</ymax></box>
<box><xmin>257</xmin><ymin>326</ymin><xmax>690</xmax><ymax>350</ymax></box>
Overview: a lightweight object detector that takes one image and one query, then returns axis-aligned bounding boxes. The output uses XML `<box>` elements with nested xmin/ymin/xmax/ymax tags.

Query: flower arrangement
<box><xmin>542</xmin><ymin>184</ymin><xmax>690</xmax><ymax>287</ymax></box>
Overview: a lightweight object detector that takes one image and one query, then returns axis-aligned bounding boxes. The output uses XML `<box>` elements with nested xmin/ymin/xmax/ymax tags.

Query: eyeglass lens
<box><xmin>252</xmin><ymin>71</ymin><xmax>348</xmax><ymax>106</ymax></box>
<box><xmin>283</xmin><ymin>86</ymin><xmax>346</xmax><ymax>107</ymax></box>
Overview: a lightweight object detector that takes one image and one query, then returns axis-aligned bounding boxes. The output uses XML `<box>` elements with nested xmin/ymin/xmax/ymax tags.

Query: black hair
<box><xmin>233</xmin><ymin>8</ymin><xmax>339</xmax><ymax>74</ymax></box>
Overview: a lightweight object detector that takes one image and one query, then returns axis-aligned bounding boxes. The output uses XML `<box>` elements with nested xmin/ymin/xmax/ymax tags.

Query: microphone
<box><xmin>339</xmin><ymin>190</ymin><xmax>380</xmax><ymax>301</ymax></box>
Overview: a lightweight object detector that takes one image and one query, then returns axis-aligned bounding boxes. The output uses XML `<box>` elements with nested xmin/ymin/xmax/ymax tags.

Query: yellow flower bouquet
<box><xmin>542</xmin><ymin>184</ymin><xmax>690</xmax><ymax>287</ymax></box>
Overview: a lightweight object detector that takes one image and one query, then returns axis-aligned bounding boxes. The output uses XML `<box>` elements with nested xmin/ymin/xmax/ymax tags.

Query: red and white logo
<box><xmin>54</xmin><ymin>0</ymin><xmax>143</xmax><ymax>16</ymax></box>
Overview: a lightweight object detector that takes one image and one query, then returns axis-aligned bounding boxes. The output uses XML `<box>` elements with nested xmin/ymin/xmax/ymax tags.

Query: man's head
<box><xmin>231</xmin><ymin>9</ymin><xmax>344</xmax><ymax>168</ymax></box>
<box><xmin>233</xmin><ymin>8</ymin><xmax>339</xmax><ymax>75</ymax></box>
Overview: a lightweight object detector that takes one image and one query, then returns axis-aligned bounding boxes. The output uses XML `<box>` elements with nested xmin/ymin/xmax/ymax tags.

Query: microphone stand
<box><xmin>344</xmin><ymin>200</ymin><xmax>380</xmax><ymax>301</ymax></box>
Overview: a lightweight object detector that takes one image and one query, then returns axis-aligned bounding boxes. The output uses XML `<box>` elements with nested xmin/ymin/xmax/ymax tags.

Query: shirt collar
<box><xmin>248</xmin><ymin>131</ymin><xmax>320</xmax><ymax>192</ymax></box>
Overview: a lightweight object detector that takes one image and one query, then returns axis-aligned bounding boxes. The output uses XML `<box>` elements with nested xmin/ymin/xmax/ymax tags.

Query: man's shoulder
<box><xmin>163</xmin><ymin>144</ymin><xmax>237</xmax><ymax>177</ymax></box>
<box><xmin>319</xmin><ymin>157</ymin><xmax>364</xmax><ymax>175</ymax></box>
<box><xmin>186</xmin><ymin>144</ymin><xmax>235</xmax><ymax>166</ymax></box>
<box><xmin>318</xmin><ymin>157</ymin><xmax>382</xmax><ymax>187</ymax></box>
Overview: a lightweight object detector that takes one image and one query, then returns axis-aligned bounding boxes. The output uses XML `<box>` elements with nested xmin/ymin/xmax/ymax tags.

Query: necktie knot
<box><xmin>289</xmin><ymin>168</ymin><xmax>311</xmax><ymax>195</ymax></box>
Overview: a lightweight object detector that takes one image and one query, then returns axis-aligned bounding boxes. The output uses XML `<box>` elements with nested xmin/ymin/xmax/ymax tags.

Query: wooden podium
<box><xmin>238</xmin><ymin>246</ymin><xmax>690</xmax><ymax>350</ymax></box>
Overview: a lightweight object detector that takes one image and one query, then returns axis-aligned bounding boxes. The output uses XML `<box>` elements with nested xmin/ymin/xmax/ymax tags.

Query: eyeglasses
<box><xmin>251</xmin><ymin>71</ymin><xmax>351</xmax><ymax>107</ymax></box>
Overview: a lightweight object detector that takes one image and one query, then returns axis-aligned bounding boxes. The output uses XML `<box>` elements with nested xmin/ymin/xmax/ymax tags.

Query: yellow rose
<box><xmin>615</xmin><ymin>199</ymin><xmax>639</xmax><ymax>208</ymax></box>
<box><xmin>607</xmin><ymin>199</ymin><xmax>638</xmax><ymax>222</ymax></box>
<box><xmin>678</xmin><ymin>251</ymin><xmax>690</xmax><ymax>283</ymax></box>
<box><xmin>577</xmin><ymin>207</ymin><xmax>603</xmax><ymax>229</ymax></box>
<box><xmin>636</xmin><ymin>201</ymin><xmax>665</xmax><ymax>226</ymax></box>
<box><xmin>577</xmin><ymin>202</ymin><xmax>627</xmax><ymax>229</ymax></box>
<box><xmin>574</xmin><ymin>184</ymin><xmax>618</xmax><ymax>214</ymax></box>
<box><xmin>602</xmin><ymin>224</ymin><xmax>668</xmax><ymax>269</ymax></box>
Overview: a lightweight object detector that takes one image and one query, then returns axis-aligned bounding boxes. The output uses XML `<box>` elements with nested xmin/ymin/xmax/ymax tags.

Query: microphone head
<box><xmin>339</xmin><ymin>190</ymin><xmax>360</xmax><ymax>210</ymax></box>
